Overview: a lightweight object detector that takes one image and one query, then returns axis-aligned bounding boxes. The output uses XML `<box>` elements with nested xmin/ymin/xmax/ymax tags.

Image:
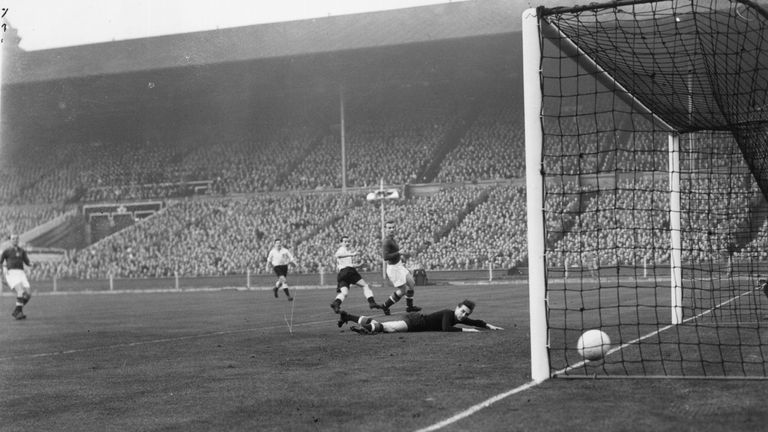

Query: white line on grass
<box><xmin>413</xmin><ymin>380</ymin><xmax>541</xmax><ymax>432</ymax></box>
<box><xmin>415</xmin><ymin>286</ymin><xmax>762</xmax><ymax>431</ymax></box>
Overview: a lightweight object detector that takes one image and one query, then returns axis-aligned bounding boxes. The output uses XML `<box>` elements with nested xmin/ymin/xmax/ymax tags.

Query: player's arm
<box><xmin>22</xmin><ymin>250</ymin><xmax>33</xmax><ymax>268</ymax></box>
<box><xmin>1</xmin><ymin>252</ymin><xmax>7</xmax><ymax>281</ymax></box>
<box><xmin>462</xmin><ymin>317</ymin><xmax>504</xmax><ymax>331</ymax></box>
<box><xmin>440</xmin><ymin>311</ymin><xmax>463</xmax><ymax>332</ymax></box>
<box><xmin>335</xmin><ymin>248</ymin><xmax>357</xmax><ymax>259</ymax></box>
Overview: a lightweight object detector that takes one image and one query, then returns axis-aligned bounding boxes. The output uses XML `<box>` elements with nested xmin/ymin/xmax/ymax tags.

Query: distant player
<box><xmin>266</xmin><ymin>239</ymin><xmax>295</xmax><ymax>301</ymax></box>
<box><xmin>337</xmin><ymin>299</ymin><xmax>503</xmax><ymax>334</ymax></box>
<box><xmin>1</xmin><ymin>234</ymin><xmax>34</xmax><ymax>320</ymax></box>
<box><xmin>330</xmin><ymin>235</ymin><xmax>383</xmax><ymax>314</ymax></box>
<box><xmin>380</xmin><ymin>220</ymin><xmax>420</xmax><ymax>315</ymax></box>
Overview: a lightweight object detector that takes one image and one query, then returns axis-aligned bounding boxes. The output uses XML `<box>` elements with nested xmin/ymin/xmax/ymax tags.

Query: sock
<box><xmin>384</xmin><ymin>289</ymin><xmax>403</xmax><ymax>308</ymax></box>
<box><xmin>345</xmin><ymin>312</ymin><xmax>362</xmax><ymax>324</ymax></box>
<box><xmin>367</xmin><ymin>297</ymin><xmax>378</xmax><ymax>306</ymax></box>
<box><xmin>336</xmin><ymin>287</ymin><xmax>349</xmax><ymax>303</ymax></box>
<box><xmin>406</xmin><ymin>290</ymin><xmax>416</xmax><ymax>308</ymax></box>
<box><xmin>283</xmin><ymin>287</ymin><xmax>291</xmax><ymax>297</ymax></box>
<box><xmin>21</xmin><ymin>292</ymin><xmax>31</xmax><ymax>305</ymax></box>
<box><xmin>332</xmin><ymin>298</ymin><xmax>342</xmax><ymax>308</ymax></box>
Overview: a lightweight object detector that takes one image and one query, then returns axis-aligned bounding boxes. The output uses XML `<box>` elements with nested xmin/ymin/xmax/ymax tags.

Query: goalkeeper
<box><xmin>337</xmin><ymin>299</ymin><xmax>503</xmax><ymax>334</ymax></box>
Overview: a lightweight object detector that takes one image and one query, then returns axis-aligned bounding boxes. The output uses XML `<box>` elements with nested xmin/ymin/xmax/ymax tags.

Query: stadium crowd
<box><xmin>3</xmin><ymin>80</ymin><xmax>766</xmax><ymax>282</ymax></box>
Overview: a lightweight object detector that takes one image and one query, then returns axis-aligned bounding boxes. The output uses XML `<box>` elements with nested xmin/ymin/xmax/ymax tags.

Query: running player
<box><xmin>330</xmin><ymin>235</ymin><xmax>383</xmax><ymax>313</ymax></box>
<box><xmin>1</xmin><ymin>234</ymin><xmax>34</xmax><ymax>320</ymax></box>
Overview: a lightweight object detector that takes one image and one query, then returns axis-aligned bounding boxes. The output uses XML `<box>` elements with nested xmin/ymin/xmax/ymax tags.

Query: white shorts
<box><xmin>385</xmin><ymin>261</ymin><xmax>411</xmax><ymax>288</ymax></box>
<box><xmin>6</xmin><ymin>269</ymin><xmax>30</xmax><ymax>291</ymax></box>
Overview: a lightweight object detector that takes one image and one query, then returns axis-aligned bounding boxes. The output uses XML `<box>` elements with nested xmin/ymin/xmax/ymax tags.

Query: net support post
<box><xmin>523</xmin><ymin>7</ymin><xmax>550</xmax><ymax>383</ymax></box>
<box><xmin>669</xmin><ymin>133</ymin><xmax>683</xmax><ymax>324</ymax></box>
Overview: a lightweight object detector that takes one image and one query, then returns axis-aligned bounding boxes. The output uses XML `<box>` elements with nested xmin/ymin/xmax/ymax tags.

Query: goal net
<box><xmin>523</xmin><ymin>0</ymin><xmax>768</xmax><ymax>380</ymax></box>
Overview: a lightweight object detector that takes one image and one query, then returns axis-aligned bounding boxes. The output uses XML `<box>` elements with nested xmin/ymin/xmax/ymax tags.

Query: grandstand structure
<box><xmin>2</xmin><ymin>0</ymin><xmax>534</xmax><ymax>281</ymax></box>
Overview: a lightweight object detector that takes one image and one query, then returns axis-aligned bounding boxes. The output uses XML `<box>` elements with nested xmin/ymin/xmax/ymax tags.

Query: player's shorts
<box><xmin>337</xmin><ymin>267</ymin><xmax>363</xmax><ymax>291</ymax></box>
<box><xmin>273</xmin><ymin>265</ymin><xmax>288</xmax><ymax>278</ymax></box>
<box><xmin>5</xmin><ymin>269</ymin><xmax>30</xmax><ymax>291</ymax></box>
<box><xmin>385</xmin><ymin>261</ymin><xmax>411</xmax><ymax>287</ymax></box>
<box><xmin>402</xmin><ymin>312</ymin><xmax>426</xmax><ymax>332</ymax></box>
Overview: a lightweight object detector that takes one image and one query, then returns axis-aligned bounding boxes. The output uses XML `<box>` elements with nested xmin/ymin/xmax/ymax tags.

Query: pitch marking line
<box><xmin>415</xmin><ymin>287</ymin><xmax>763</xmax><ymax>431</ymax></box>
<box><xmin>413</xmin><ymin>380</ymin><xmax>541</xmax><ymax>432</ymax></box>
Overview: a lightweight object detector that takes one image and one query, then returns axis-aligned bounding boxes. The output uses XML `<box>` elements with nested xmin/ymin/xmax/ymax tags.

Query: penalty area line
<box><xmin>413</xmin><ymin>380</ymin><xmax>541</xmax><ymax>432</ymax></box>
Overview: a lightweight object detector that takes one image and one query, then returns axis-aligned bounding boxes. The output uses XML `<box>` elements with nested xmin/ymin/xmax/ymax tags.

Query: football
<box><xmin>577</xmin><ymin>329</ymin><xmax>611</xmax><ymax>361</ymax></box>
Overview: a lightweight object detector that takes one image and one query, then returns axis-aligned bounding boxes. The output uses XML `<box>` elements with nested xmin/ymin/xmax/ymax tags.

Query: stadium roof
<box><xmin>3</xmin><ymin>0</ymin><xmax>520</xmax><ymax>85</ymax></box>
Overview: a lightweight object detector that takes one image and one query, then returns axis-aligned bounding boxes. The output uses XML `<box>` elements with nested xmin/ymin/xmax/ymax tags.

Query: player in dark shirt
<box><xmin>1</xmin><ymin>234</ymin><xmax>34</xmax><ymax>320</ymax></box>
<box><xmin>379</xmin><ymin>220</ymin><xmax>420</xmax><ymax>315</ymax></box>
<box><xmin>337</xmin><ymin>299</ymin><xmax>503</xmax><ymax>334</ymax></box>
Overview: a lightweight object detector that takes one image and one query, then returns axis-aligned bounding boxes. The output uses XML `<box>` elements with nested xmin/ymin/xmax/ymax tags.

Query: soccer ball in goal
<box><xmin>576</xmin><ymin>330</ymin><xmax>611</xmax><ymax>361</ymax></box>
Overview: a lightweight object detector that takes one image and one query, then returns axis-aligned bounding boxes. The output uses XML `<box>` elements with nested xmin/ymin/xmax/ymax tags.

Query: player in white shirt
<box><xmin>330</xmin><ymin>235</ymin><xmax>383</xmax><ymax>314</ymax></box>
<box><xmin>266</xmin><ymin>239</ymin><xmax>296</xmax><ymax>301</ymax></box>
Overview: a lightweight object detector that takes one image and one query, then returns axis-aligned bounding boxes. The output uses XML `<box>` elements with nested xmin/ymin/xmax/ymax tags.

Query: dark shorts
<box><xmin>273</xmin><ymin>265</ymin><xmax>288</xmax><ymax>278</ymax></box>
<box><xmin>403</xmin><ymin>312</ymin><xmax>425</xmax><ymax>331</ymax></box>
<box><xmin>337</xmin><ymin>267</ymin><xmax>363</xmax><ymax>291</ymax></box>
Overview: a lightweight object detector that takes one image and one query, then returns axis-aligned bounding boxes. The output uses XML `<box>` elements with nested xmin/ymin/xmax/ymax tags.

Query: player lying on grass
<box><xmin>759</xmin><ymin>279</ymin><xmax>768</xmax><ymax>299</ymax></box>
<box><xmin>336</xmin><ymin>299</ymin><xmax>503</xmax><ymax>334</ymax></box>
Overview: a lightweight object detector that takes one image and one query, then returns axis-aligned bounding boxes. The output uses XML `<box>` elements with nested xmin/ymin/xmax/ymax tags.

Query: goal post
<box><xmin>522</xmin><ymin>7</ymin><xmax>549</xmax><ymax>383</ymax></box>
<box><xmin>523</xmin><ymin>0</ymin><xmax>768</xmax><ymax>379</ymax></box>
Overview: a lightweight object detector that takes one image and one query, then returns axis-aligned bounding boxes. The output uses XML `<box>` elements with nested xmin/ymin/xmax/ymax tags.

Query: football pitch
<box><xmin>1</xmin><ymin>278</ymin><xmax>766</xmax><ymax>431</ymax></box>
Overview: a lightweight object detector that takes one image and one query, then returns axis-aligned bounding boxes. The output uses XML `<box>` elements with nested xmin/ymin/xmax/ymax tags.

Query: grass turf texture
<box><xmin>1</xmin><ymin>281</ymin><xmax>767</xmax><ymax>431</ymax></box>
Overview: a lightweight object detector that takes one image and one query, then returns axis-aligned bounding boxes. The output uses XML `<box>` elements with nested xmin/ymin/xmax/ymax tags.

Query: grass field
<box><xmin>1</xmin><ymin>277</ymin><xmax>767</xmax><ymax>431</ymax></box>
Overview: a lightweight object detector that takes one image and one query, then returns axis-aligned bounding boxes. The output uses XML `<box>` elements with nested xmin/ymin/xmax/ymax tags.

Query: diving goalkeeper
<box><xmin>337</xmin><ymin>299</ymin><xmax>503</xmax><ymax>334</ymax></box>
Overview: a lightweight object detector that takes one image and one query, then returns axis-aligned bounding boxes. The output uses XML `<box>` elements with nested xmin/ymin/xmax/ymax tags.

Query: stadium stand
<box><xmin>4</xmin><ymin>1</ymin><xmax>767</xmax><ymax>283</ymax></box>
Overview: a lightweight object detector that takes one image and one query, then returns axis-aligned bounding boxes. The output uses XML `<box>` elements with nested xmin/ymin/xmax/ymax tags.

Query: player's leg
<box><xmin>280</xmin><ymin>275</ymin><xmax>293</xmax><ymax>301</ymax></box>
<box><xmin>381</xmin><ymin>264</ymin><xmax>409</xmax><ymax>315</ymax></box>
<box><xmin>337</xmin><ymin>310</ymin><xmax>375</xmax><ymax>327</ymax></box>
<box><xmin>11</xmin><ymin>283</ymin><xmax>26</xmax><ymax>320</ymax></box>
<box><xmin>273</xmin><ymin>274</ymin><xmax>281</xmax><ymax>298</ymax></box>
<box><xmin>337</xmin><ymin>310</ymin><xmax>386</xmax><ymax>333</ymax></box>
<box><xmin>356</xmin><ymin>278</ymin><xmax>383</xmax><ymax>310</ymax></box>
<box><xmin>7</xmin><ymin>271</ymin><xmax>28</xmax><ymax>320</ymax></box>
<box><xmin>381</xmin><ymin>320</ymin><xmax>407</xmax><ymax>333</ymax></box>
<box><xmin>403</xmin><ymin>271</ymin><xmax>420</xmax><ymax>312</ymax></box>
<box><xmin>381</xmin><ymin>287</ymin><xmax>404</xmax><ymax>315</ymax></box>
<box><xmin>331</xmin><ymin>284</ymin><xmax>349</xmax><ymax>313</ymax></box>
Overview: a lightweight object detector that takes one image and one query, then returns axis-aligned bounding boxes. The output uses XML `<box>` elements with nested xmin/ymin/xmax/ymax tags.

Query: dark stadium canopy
<box><xmin>3</xmin><ymin>0</ymin><xmax>521</xmax><ymax>84</ymax></box>
<box><xmin>1</xmin><ymin>0</ymin><xmax>524</xmax><ymax>130</ymax></box>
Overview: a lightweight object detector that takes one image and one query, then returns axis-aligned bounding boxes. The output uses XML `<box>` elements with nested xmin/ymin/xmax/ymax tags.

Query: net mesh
<box><xmin>537</xmin><ymin>0</ymin><xmax>768</xmax><ymax>377</ymax></box>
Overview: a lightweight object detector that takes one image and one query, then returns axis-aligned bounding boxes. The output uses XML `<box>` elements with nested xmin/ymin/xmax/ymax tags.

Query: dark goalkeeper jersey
<box><xmin>404</xmin><ymin>309</ymin><xmax>488</xmax><ymax>332</ymax></box>
<box><xmin>1</xmin><ymin>246</ymin><xmax>31</xmax><ymax>270</ymax></box>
